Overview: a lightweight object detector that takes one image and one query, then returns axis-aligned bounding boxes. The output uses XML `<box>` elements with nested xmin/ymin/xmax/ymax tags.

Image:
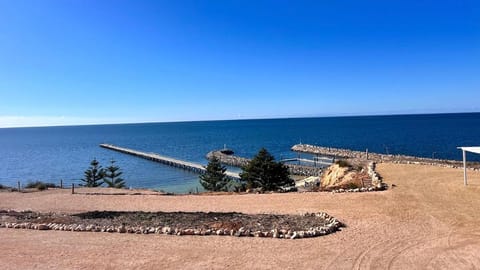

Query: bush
<box><xmin>335</xmin><ymin>160</ymin><xmax>351</xmax><ymax>168</ymax></box>
<box><xmin>25</xmin><ymin>181</ymin><xmax>56</xmax><ymax>190</ymax></box>
<box><xmin>0</xmin><ymin>184</ymin><xmax>7</xmax><ymax>189</ymax></box>
<box><xmin>345</xmin><ymin>182</ymin><xmax>359</xmax><ymax>189</ymax></box>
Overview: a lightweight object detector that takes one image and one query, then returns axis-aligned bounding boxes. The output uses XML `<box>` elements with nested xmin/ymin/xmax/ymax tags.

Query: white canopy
<box><xmin>457</xmin><ymin>146</ymin><xmax>480</xmax><ymax>185</ymax></box>
<box><xmin>458</xmin><ymin>147</ymin><xmax>480</xmax><ymax>155</ymax></box>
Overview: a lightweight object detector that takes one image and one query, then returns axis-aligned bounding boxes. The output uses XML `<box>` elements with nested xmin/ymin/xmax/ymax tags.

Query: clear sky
<box><xmin>0</xmin><ymin>0</ymin><xmax>478</xmax><ymax>127</ymax></box>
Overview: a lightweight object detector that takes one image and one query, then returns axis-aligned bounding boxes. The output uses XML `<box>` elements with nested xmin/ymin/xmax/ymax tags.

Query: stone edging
<box><xmin>0</xmin><ymin>212</ymin><xmax>342</xmax><ymax>240</ymax></box>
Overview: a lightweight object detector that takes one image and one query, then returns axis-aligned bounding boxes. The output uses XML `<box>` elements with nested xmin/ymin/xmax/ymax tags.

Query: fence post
<box><xmin>60</xmin><ymin>179</ymin><xmax>63</xmax><ymax>189</ymax></box>
<box><xmin>17</xmin><ymin>181</ymin><xmax>21</xmax><ymax>192</ymax></box>
<box><xmin>71</xmin><ymin>183</ymin><xmax>75</xmax><ymax>194</ymax></box>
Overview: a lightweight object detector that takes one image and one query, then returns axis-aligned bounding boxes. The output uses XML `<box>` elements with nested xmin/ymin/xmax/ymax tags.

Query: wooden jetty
<box><xmin>100</xmin><ymin>144</ymin><xmax>240</xmax><ymax>179</ymax></box>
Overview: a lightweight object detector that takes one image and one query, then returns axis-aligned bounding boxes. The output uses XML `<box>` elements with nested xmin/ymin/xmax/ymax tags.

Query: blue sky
<box><xmin>0</xmin><ymin>0</ymin><xmax>478</xmax><ymax>127</ymax></box>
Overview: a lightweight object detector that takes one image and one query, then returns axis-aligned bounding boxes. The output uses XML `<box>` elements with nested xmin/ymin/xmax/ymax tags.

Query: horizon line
<box><xmin>1</xmin><ymin>111</ymin><xmax>479</xmax><ymax>129</ymax></box>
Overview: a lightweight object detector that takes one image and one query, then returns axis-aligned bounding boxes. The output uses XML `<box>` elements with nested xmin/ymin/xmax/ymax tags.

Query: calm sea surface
<box><xmin>1</xmin><ymin>113</ymin><xmax>479</xmax><ymax>193</ymax></box>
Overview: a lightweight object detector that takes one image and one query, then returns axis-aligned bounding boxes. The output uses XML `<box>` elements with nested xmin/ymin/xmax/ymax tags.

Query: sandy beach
<box><xmin>1</xmin><ymin>162</ymin><xmax>480</xmax><ymax>269</ymax></box>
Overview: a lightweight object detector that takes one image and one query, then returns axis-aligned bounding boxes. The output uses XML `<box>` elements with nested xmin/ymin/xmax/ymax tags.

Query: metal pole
<box><xmin>72</xmin><ymin>183</ymin><xmax>75</xmax><ymax>194</ymax></box>
<box><xmin>463</xmin><ymin>150</ymin><xmax>467</xmax><ymax>186</ymax></box>
<box><xmin>17</xmin><ymin>181</ymin><xmax>20</xmax><ymax>192</ymax></box>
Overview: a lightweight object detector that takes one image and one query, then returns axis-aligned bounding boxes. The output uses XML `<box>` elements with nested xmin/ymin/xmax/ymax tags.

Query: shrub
<box><xmin>345</xmin><ymin>182</ymin><xmax>359</xmax><ymax>189</ymax></box>
<box><xmin>335</xmin><ymin>160</ymin><xmax>351</xmax><ymax>168</ymax></box>
<box><xmin>25</xmin><ymin>181</ymin><xmax>56</xmax><ymax>190</ymax></box>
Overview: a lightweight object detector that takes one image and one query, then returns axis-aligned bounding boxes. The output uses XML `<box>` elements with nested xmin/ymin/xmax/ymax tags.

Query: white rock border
<box><xmin>0</xmin><ymin>212</ymin><xmax>342</xmax><ymax>240</ymax></box>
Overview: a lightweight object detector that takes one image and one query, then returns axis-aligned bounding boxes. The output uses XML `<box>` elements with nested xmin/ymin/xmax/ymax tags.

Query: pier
<box><xmin>100</xmin><ymin>144</ymin><xmax>240</xmax><ymax>179</ymax></box>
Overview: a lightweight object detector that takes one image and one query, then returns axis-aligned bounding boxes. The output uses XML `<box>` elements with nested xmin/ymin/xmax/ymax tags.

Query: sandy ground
<box><xmin>1</xmin><ymin>163</ymin><xmax>480</xmax><ymax>269</ymax></box>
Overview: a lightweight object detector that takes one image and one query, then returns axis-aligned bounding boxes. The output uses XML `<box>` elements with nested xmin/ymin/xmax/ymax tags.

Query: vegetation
<box><xmin>104</xmin><ymin>160</ymin><xmax>126</xmax><ymax>188</ymax></box>
<box><xmin>25</xmin><ymin>181</ymin><xmax>56</xmax><ymax>191</ymax></box>
<box><xmin>239</xmin><ymin>148</ymin><xmax>293</xmax><ymax>191</ymax></box>
<box><xmin>80</xmin><ymin>158</ymin><xmax>105</xmax><ymax>187</ymax></box>
<box><xmin>345</xmin><ymin>182</ymin><xmax>359</xmax><ymax>189</ymax></box>
<box><xmin>199</xmin><ymin>156</ymin><xmax>230</xmax><ymax>191</ymax></box>
<box><xmin>335</xmin><ymin>160</ymin><xmax>351</xmax><ymax>168</ymax></box>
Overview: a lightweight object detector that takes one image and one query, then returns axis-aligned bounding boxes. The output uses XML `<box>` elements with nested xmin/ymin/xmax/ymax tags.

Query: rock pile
<box><xmin>367</xmin><ymin>162</ymin><xmax>385</xmax><ymax>189</ymax></box>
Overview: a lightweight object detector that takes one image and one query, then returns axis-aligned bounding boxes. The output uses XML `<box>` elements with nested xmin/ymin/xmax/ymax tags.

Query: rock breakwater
<box><xmin>292</xmin><ymin>144</ymin><xmax>480</xmax><ymax>170</ymax></box>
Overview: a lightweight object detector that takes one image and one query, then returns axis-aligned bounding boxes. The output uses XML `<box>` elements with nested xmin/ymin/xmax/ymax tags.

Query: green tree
<box><xmin>104</xmin><ymin>159</ymin><xmax>126</xmax><ymax>188</ymax></box>
<box><xmin>80</xmin><ymin>158</ymin><xmax>105</xmax><ymax>187</ymax></box>
<box><xmin>239</xmin><ymin>148</ymin><xmax>293</xmax><ymax>191</ymax></box>
<box><xmin>199</xmin><ymin>156</ymin><xmax>230</xmax><ymax>191</ymax></box>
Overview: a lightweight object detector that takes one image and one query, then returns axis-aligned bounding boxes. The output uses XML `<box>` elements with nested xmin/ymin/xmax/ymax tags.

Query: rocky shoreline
<box><xmin>0</xmin><ymin>210</ymin><xmax>342</xmax><ymax>240</ymax></box>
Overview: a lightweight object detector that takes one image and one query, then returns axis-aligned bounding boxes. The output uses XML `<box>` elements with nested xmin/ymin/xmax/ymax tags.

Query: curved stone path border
<box><xmin>0</xmin><ymin>211</ymin><xmax>342</xmax><ymax>240</ymax></box>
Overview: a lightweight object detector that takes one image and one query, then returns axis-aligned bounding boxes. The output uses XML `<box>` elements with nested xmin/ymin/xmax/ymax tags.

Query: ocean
<box><xmin>1</xmin><ymin>113</ymin><xmax>479</xmax><ymax>193</ymax></box>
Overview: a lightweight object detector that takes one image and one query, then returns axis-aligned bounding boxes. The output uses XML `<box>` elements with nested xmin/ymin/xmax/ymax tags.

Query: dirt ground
<box><xmin>1</xmin><ymin>163</ymin><xmax>480</xmax><ymax>269</ymax></box>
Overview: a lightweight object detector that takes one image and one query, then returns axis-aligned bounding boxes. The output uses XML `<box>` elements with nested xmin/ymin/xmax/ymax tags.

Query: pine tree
<box><xmin>80</xmin><ymin>158</ymin><xmax>105</xmax><ymax>187</ymax></box>
<box><xmin>104</xmin><ymin>159</ymin><xmax>126</xmax><ymax>188</ymax></box>
<box><xmin>199</xmin><ymin>156</ymin><xmax>229</xmax><ymax>191</ymax></box>
<box><xmin>239</xmin><ymin>148</ymin><xmax>293</xmax><ymax>191</ymax></box>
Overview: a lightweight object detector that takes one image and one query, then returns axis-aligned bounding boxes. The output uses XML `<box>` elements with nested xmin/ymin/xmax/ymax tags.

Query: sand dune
<box><xmin>1</xmin><ymin>163</ymin><xmax>480</xmax><ymax>269</ymax></box>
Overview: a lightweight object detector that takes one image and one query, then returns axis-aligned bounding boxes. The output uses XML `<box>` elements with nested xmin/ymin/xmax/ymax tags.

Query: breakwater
<box><xmin>291</xmin><ymin>144</ymin><xmax>480</xmax><ymax>169</ymax></box>
<box><xmin>206</xmin><ymin>150</ymin><xmax>324</xmax><ymax>176</ymax></box>
<box><xmin>100</xmin><ymin>144</ymin><xmax>240</xmax><ymax>179</ymax></box>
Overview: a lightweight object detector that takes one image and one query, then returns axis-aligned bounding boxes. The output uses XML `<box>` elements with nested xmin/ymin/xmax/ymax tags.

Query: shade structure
<box><xmin>457</xmin><ymin>147</ymin><xmax>480</xmax><ymax>185</ymax></box>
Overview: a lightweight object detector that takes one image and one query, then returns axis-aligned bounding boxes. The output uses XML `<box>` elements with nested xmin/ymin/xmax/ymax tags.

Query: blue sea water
<box><xmin>1</xmin><ymin>113</ymin><xmax>479</xmax><ymax>193</ymax></box>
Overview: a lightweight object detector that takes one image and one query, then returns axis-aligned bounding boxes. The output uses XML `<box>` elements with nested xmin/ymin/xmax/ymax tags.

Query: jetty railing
<box><xmin>100</xmin><ymin>144</ymin><xmax>240</xmax><ymax>179</ymax></box>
